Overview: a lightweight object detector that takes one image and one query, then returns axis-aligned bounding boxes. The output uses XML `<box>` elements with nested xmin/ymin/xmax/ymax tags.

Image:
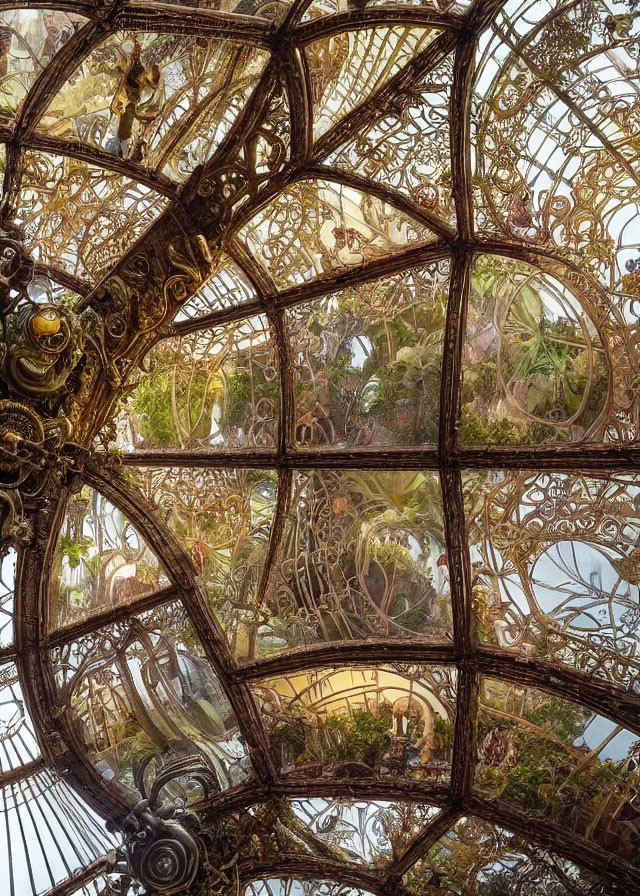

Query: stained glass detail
<box><xmin>404</xmin><ymin>816</ymin><xmax>609</xmax><ymax>895</ymax></box>
<box><xmin>15</xmin><ymin>152</ymin><xmax>168</xmax><ymax>282</ymax></box>
<box><xmin>116</xmin><ymin>316</ymin><xmax>277</xmax><ymax>451</ymax></box>
<box><xmin>286</xmin><ymin>263</ymin><xmax>448</xmax><ymax>447</ymax></box>
<box><xmin>476</xmin><ymin>678</ymin><xmax>640</xmax><ymax>860</ymax></box>
<box><xmin>240</xmin><ymin>179</ymin><xmax>436</xmax><ymax>288</ymax></box>
<box><xmin>174</xmin><ymin>256</ymin><xmax>258</xmax><ymax>322</ymax></box>
<box><xmin>51</xmin><ymin>487</ymin><xmax>169</xmax><ymax>630</ymax></box>
<box><xmin>465</xmin><ymin>470</ymin><xmax>640</xmax><ymax>692</ymax></box>
<box><xmin>0</xmin><ymin>10</ymin><xmax>87</xmax><ymax>122</ymax></box>
<box><xmin>263</xmin><ymin>470</ymin><xmax>451</xmax><ymax>652</ymax></box>
<box><xmin>307</xmin><ymin>27</ymin><xmax>440</xmax><ymax>140</ymax></box>
<box><xmin>53</xmin><ymin>600</ymin><xmax>251</xmax><ymax>797</ymax></box>
<box><xmin>253</xmin><ymin>665</ymin><xmax>456</xmax><ymax>781</ymax></box>
<box><xmin>132</xmin><ymin>466</ymin><xmax>277</xmax><ymax>659</ymax></box>
<box><xmin>328</xmin><ymin>55</ymin><xmax>454</xmax><ymax>224</ymax></box>
<box><xmin>0</xmin><ymin>767</ymin><xmax>119</xmax><ymax>896</ymax></box>
<box><xmin>39</xmin><ymin>33</ymin><xmax>269</xmax><ymax>179</ymax></box>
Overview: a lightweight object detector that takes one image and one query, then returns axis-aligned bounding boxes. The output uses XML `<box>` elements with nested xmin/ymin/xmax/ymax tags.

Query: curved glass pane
<box><xmin>475</xmin><ymin>678</ymin><xmax>640</xmax><ymax>861</ymax></box>
<box><xmin>0</xmin><ymin>549</ymin><xmax>16</xmax><ymax>649</ymax></box>
<box><xmin>240</xmin><ymin>179</ymin><xmax>436</xmax><ymax>287</ymax></box>
<box><xmin>465</xmin><ymin>469</ymin><xmax>640</xmax><ymax>692</ymax></box>
<box><xmin>52</xmin><ymin>600</ymin><xmax>251</xmax><ymax>797</ymax></box>
<box><xmin>265</xmin><ymin>470</ymin><xmax>451</xmax><ymax>653</ymax></box>
<box><xmin>15</xmin><ymin>152</ymin><xmax>168</xmax><ymax>282</ymax></box>
<box><xmin>308</xmin><ymin>27</ymin><xmax>440</xmax><ymax>140</ymax></box>
<box><xmin>289</xmin><ymin>798</ymin><xmax>437</xmax><ymax>866</ymax></box>
<box><xmin>115</xmin><ymin>316</ymin><xmax>277</xmax><ymax>451</ymax></box>
<box><xmin>51</xmin><ymin>486</ymin><xmax>168</xmax><ymax>630</ymax></box>
<box><xmin>253</xmin><ymin>665</ymin><xmax>456</xmax><ymax>781</ymax></box>
<box><xmin>328</xmin><ymin>54</ymin><xmax>454</xmax><ymax>224</ymax></box>
<box><xmin>461</xmin><ymin>254</ymin><xmax>615</xmax><ymax>445</ymax></box>
<box><xmin>131</xmin><ymin>465</ymin><xmax>278</xmax><ymax>659</ymax></box>
<box><xmin>0</xmin><ymin>767</ymin><xmax>119</xmax><ymax>896</ymax></box>
<box><xmin>0</xmin><ymin>10</ymin><xmax>87</xmax><ymax>122</ymax></box>
<box><xmin>287</xmin><ymin>262</ymin><xmax>448</xmax><ymax>448</ymax></box>
<box><xmin>404</xmin><ymin>815</ymin><xmax>609</xmax><ymax>895</ymax></box>
<box><xmin>40</xmin><ymin>33</ymin><xmax>269</xmax><ymax>178</ymax></box>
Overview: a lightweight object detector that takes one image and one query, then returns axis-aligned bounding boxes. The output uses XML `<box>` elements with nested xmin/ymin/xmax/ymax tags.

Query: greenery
<box><xmin>325</xmin><ymin>704</ymin><xmax>393</xmax><ymax>766</ymax></box>
<box><xmin>57</xmin><ymin>534</ymin><xmax>94</xmax><ymax>569</ymax></box>
<box><xmin>273</xmin><ymin>704</ymin><xmax>394</xmax><ymax>769</ymax></box>
<box><xmin>476</xmin><ymin>696</ymin><xmax>637</xmax><ymax>840</ymax></box>
<box><xmin>458</xmin><ymin>409</ymin><xmax>536</xmax><ymax>445</ymax></box>
<box><xmin>433</xmin><ymin>715</ymin><xmax>454</xmax><ymax>750</ymax></box>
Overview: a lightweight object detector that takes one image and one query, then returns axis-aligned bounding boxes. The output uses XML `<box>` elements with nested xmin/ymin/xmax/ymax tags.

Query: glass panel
<box><xmin>0</xmin><ymin>549</ymin><xmax>16</xmax><ymax>649</ymax></box>
<box><xmin>286</xmin><ymin>262</ymin><xmax>448</xmax><ymax>448</ymax></box>
<box><xmin>114</xmin><ymin>315</ymin><xmax>277</xmax><ymax>451</ymax></box>
<box><xmin>245</xmin><ymin>882</ymin><xmax>375</xmax><ymax>896</ymax></box>
<box><xmin>258</xmin><ymin>470</ymin><xmax>451</xmax><ymax>656</ymax></box>
<box><xmin>240</xmin><ymin>179</ymin><xmax>436</xmax><ymax>288</ymax></box>
<box><xmin>307</xmin><ymin>27</ymin><xmax>440</xmax><ymax>140</ymax></box>
<box><xmin>26</xmin><ymin>275</ymin><xmax>81</xmax><ymax>306</ymax></box>
<box><xmin>39</xmin><ymin>33</ymin><xmax>269</xmax><ymax>179</ymax></box>
<box><xmin>0</xmin><ymin>662</ymin><xmax>40</xmax><ymax>771</ymax></box>
<box><xmin>289</xmin><ymin>799</ymin><xmax>437</xmax><ymax>865</ymax></box>
<box><xmin>328</xmin><ymin>55</ymin><xmax>454</xmax><ymax>224</ymax></box>
<box><xmin>0</xmin><ymin>10</ymin><xmax>87</xmax><ymax>121</ymax></box>
<box><xmin>460</xmin><ymin>254</ymin><xmax>611</xmax><ymax>445</ymax></box>
<box><xmin>253</xmin><ymin>665</ymin><xmax>456</xmax><ymax>781</ymax></box>
<box><xmin>51</xmin><ymin>486</ymin><xmax>168</xmax><ymax>630</ymax></box>
<box><xmin>404</xmin><ymin>816</ymin><xmax>609</xmax><ymax>895</ymax></box>
<box><xmin>174</xmin><ymin>256</ymin><xmax>258</xmax><ymax>321</ymax></box>
<box><xmin>131</xmin><ymin>466</ymin><xmax>278</xmax><ymax>659</ymax></box>
<box><xmin>53</xmin><ymin>600</ymin><xmax>251</xmax><ymax>797</ymax></box>
<box><xmin>473</xmin><ymin>2</ymin><xmax>640</xmax><ymax>286</ymax></box>
<box><xmin>476</xmin><ymin>678</ymin><xmax>640</xmax><ymax>861</ymax></box>
<box><xmin>0</xmin><ymin>767</ymin><xmax>119</xmax><ymax>896</ymax></box>
<box><xmin>464</xmin><ymin>470</ymin><xmax>640</xmax><ymax>692</ymax></box>
<box><xmin>15</xmin><ymin>152</ymin><xmax>168</xmax><ymax>282</ymax></box>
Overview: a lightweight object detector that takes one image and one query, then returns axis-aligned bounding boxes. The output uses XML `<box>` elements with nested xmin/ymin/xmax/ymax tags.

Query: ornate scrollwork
<box><xmin>0</xmin><ymin>207</ymin><xmax>35</xmax><ymax>316</ymax></box>
<box><xmin>107</xmin><ymin>755</ymin><xmax>218</xmax><ymax>895</ymax></box>
<box><xmin>0</xmin><ymin>213</ymin><xmax>110</xmax><ymax>545</ymax></box>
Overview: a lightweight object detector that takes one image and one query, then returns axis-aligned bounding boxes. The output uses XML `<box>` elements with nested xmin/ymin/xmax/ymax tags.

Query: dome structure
<box><xmin>0</xmin><ymin>1</ymin><xmax>639</xmax><ymax>895</ymax></box>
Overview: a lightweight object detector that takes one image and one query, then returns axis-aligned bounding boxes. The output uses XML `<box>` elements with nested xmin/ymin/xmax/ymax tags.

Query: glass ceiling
<box><xmin>0</xmin><ymin>1</ymin><xmax>639</xmax><ymax>895</ymax></box>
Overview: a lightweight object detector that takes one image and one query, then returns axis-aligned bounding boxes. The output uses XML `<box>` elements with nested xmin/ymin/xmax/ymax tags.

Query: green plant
<box><xmin>57</xmin><ymin>534</ymin><xmax>94</xmax><ymax>569</ymax></box>
<box><xmin>325</xmin><ymin>705</ymin><xmax>393</xmax><ymax>766</ymax></box>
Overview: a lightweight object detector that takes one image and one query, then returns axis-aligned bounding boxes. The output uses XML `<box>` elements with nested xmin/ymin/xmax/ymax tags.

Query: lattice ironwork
<box><xmin>0</xmin><ymin>1</ymin><xmax>639</xmax><ymax>895</ymax></box>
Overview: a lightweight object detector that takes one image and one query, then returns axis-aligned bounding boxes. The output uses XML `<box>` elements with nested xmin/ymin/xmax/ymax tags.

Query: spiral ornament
<box><xmin>133</xmin><ymin>825</ymin><xmax>200</xmax><ymax>893</ymax></box>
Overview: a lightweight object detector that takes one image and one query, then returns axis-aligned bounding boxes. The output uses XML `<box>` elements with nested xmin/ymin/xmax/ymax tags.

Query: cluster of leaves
<box><xmin>404</xmin><ymin>818</ymin><xmax>599</xmax><ymax>896</ymax></box>
<box><xmin>299</xmin><ymin>281</ymin><xmax>446</xmax><ymax>445</ymax></box>
<box><xmin>57</xmin><ymin>533</ymin><xmax>95</xmax><ymax>569</ymax></box>
<box><xmin>272</xmin><ymin>704</ymin><xmax>394</xmax><ymax>769</ymax></box>
<box><xmin>325</xmin><ymin>704</ymin><xmax>394</xmax><ymax>766</ymax></box>
<box><xmin>476</xmin><ymin>698</ymin><xmax>638</xmax><ymax>842</ymax></box>
<box><xmin>462</xmin><ymin>255</ymin><xmax>609</xmax><ymax>443</ymax></box>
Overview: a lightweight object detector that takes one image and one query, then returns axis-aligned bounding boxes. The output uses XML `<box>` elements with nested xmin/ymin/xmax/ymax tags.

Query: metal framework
<box><xmin>0</xmin><ymin>0</ymin><xmax>639</xmax><ymax>894</ymax></box>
